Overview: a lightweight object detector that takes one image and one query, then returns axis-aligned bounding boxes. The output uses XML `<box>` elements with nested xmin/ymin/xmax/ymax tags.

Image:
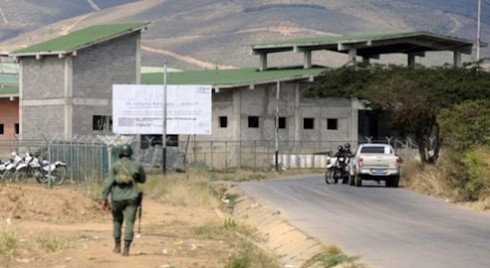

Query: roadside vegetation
<box><xmin>139</xmin><ymin>168</ymin><xmax>361</xmax><ymax>267</ymax></box>
<box><xmin>404</xmin><ymin>99</ymin><xmax>490</xmax><ymax>204</ymax></box>
<box><xmin>0</xmin><ymin>167</ymin><xmax>360</xmax><ymax>267</ymax></box>
<box><xmin>0</xmin><ymin>222</ymin><xmax>77</xmax><ymax>262</ymax></box>
<box><xmin>88</xmin><ymin>167</ymin><xmax>361</xmax><ymax>267</ymax></box>
<box><xmin>306</xmin><ymin>61</ymin><xmax>490</xmax><ymax>204</ymax></box>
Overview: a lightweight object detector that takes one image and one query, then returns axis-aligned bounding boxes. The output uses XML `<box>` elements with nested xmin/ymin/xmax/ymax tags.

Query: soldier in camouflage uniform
<box><xmin>101</xmin><ymin>144</ymin><xmax>146</xmax><ymax>256</ymax></box>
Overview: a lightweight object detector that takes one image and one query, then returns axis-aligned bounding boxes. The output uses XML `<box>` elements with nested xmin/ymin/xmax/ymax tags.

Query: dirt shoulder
<box><xmin>0</xmin><ymin>182</ymin><xmax>229</xmax><ymax>268</ymax></box>
<box><xmin>0</xmin><ymin>180</ymin><xmax>334</xmax><ymax>268</ymax></box>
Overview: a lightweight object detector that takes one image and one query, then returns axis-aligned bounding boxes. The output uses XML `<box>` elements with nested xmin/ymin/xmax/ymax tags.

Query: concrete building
<box><xmin>140</xmin><ymin>31</ymin><xmax>478</xmax><ymax>148</ymax></box>
<box><xmin>141</xmin><ymin>67</ymin><xmax>360</xmax><ymax>147</ymax></box>
<box><xmin>250</xmin><ymin>31</ymin><xmax>475</xmax><ymax>70</ymax></box>
<box><xmin>1</xmin><ymin>25</ymin><xmax>479</xmax><ymax>156</ymax></box>
<box><xmin>9</xmin><ymin>22</ymin><xmax>148</xmax><ymax>140</ymax></box>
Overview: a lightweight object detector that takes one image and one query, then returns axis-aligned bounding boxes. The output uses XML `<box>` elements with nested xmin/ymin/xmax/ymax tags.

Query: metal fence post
<box><xmin>238</xmin><ymin>140</ymin><xmax>242</xmax><ymax>170</ymax></box>
<box><xmin>210</xmin><ymin>140</ymin><xmax>213</xmax><ymax>170</ymax></box>
<box><xmin>254</xmin><ymin>140</ymin><xmax>257</xmax><ymax>171</ymax></box>
<box><xmin>225</xmin><ymin>141</ymin><xmax>228</xmax><ymax>170</ymax></box>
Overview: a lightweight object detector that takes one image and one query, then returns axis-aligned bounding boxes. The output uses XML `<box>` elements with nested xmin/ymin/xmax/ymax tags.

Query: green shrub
<box><xmin>301</xmin><ymin>246</ymin><xmax>362</xmax><ymax>268</ymax></box>
<box><xmin>462</xmin><ymin>146</ymin><xmax>490</xmax><ymax>201</ymax></box>
<box><xmin>0</xmin><ymin>224</ymin><xmax>17</xmax><ymax>259</ymax></box>
<box><xmin>438</xmin><ymin>100</ymin><xmax>490</xmax><ymax>151</ymax></box>
<box><xmin>225</xmin><ymin>241</ymin><xmax>280</xmax><ymax>268</ymax></box>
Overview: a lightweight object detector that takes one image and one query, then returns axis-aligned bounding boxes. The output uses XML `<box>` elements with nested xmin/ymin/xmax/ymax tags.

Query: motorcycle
<box><xmin>1</xmin><ymin>152</ymin><xmax>23</xmax><ymax>182</ymax></box>
<box><xmin>14</xmin><ymin>153</ymin><xmax>68</xmax><ymax>185</ymax></box>
<box><xmin>325</xmin><ymin>154</ymin><xmax>350</xmax><ymax>184</ymax></box>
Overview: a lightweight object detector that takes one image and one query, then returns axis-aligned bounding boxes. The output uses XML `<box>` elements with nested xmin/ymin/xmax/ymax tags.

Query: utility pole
<box><xmin>477</xmin><ymin>0</ymin><xmax>482</xmax><ymax>61</ymax></box>
<box><xmin>162</xmin><ymin>61</ymin><xmax>167</xmax><ymax>174</ymax></box>
<box><xmin>275</xmin><ymin>81</ymin><xmax>280</xmax><ymax>171</ymax></box>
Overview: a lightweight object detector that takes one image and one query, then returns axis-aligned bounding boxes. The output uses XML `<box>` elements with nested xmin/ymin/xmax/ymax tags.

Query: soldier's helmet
<box><xmin>344</xmin><ymin>143</ymin><xmax>351</xmax><ymax>149</ymax></box>
<box><xmin>119</xmin><ymin>144</ymin><xmax>133</xmax><ymax>158</ymax></box>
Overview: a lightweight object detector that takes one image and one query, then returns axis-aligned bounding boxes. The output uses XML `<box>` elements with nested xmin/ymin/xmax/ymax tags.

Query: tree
<box><xmin>438</xmin><ymin>100</ymin><xmax>490</xmax><ymax>151</ymax></box>
<box><xmin>304</xmin><ymin>62</ymin><xmax>490</xmax><ymax>163</ymax></box>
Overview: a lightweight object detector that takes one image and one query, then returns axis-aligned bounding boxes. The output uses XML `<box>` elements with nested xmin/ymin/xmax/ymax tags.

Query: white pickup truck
<box><xmin>348</xmin><ymin>143</ymin><xmax>402</xmax><ymax>187</ymax></box>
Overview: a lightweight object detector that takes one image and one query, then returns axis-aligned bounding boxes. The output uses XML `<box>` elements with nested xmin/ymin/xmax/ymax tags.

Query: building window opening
<box><xmin>276</xmin><ymin>117</ymin><xmax>286</xmax><ymax>129</ymax></box>
<box><xmin>248</xmin><ymin>116</ymin><xmax>259</xmax><ymax>128</ymax></box>
<box><xmin>0</xmin><ymin>124</ymin><xmax>3</xmax><ymax>134</ymax></box>
<box><xmin>327</xmin><ymin>118</ymin><xmax>338</xmax><ymax>130</ymax></box>
<box><xmin>15</xmin><ymin>123</ymin><xmax>19</xmax><ymax>134</ymax></box>
<box><xmin>303</xmin><ymin>118</ymin><xmax>314</xmax><ymax>129</ymax></box>
<box><xmin>93</xmin><ymin>115</ymin><xmax>112</xmax><ymax>131</ymax></box>
<box><xmin>219</xmin><ymin>116</ymin><xmax>228</xmax><ymax>128</ymax></box>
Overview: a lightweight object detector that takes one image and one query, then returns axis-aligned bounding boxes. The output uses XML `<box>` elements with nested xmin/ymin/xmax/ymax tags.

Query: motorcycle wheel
<box><xmin>14</xmin><ymin>169</ymin><xmax>29</xmax><ymax>183</ymax></box>
<box><xmin>325</xmin><ymin>169</ymin><xmax>338</xmax><ymax>184</ymax></box>
<box><xmin>3</xmin><ymin>170</ymin><xmax>14</xmax><ymax>182</ymax></box>
<box><xmin>49</xmin><ymin>166</ymin><xmax>67</xmax><ymax>185</ymax></box>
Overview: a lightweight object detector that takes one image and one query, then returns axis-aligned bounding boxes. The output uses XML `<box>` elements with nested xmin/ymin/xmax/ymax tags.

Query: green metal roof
<box><xmin>0</xmin><ymin>85</ymin><xmax>18</xmax><ymax>96</ymax></box>
<box><xmin>0</xmin><ymin>73</ymin><xmax>19</xmax><ymax>85</ymax></box>
<box><xmin>11</xmin><ymin>22</ymin><xmax>149</xmax><ymax>56</ymax></box>
<box><xmin>0</xmin><ymin>63</ymin><xmax>19</xmax><ymax>73</ymax></box>
<box><xmin>252</xmin><ymin>31</ymin><xmax>478</xmax><ymax>55</ymax></box>
<box><xmin>141</xmin><ymin>66</ymin><xmax>327</xmax><ymax>88</ymax></box>
<box><xmin>253</xmin><ymin>31</ymin><xmax>416</xmax><ymax>46</ymax></box>
<box><xmin>0</xmin><ymin>66</ymin><xmax>327</xmax><ymax>97</ymax></box>
<box><xmin>253</xmin><ymin>31</ymin><xmax>476</xmax><ymax>47</ymax></box>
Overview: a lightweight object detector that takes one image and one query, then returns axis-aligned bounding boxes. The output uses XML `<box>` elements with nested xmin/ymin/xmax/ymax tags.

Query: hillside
<box><xmin>0</xmin><ymin>0</ymin><xmax>487</xmax><ymax>70</ymax></box>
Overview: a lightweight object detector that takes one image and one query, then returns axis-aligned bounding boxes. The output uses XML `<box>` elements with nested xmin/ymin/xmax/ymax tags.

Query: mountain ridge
<box><xmin>0</xmin><ymin>0</ymin><xmax>487</xmax><ymax>70</ymax></box>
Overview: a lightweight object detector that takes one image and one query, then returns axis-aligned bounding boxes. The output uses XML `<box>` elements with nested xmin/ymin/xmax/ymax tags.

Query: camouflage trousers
<box><xmin>111</xmin><ymin>197</ymin><xmax>139</xmax><ymax>241</ymax></box>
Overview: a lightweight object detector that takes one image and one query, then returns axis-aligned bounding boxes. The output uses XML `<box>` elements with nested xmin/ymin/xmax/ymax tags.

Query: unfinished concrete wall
<box><xmin>20</xmin><ymin>33</ymin><xmax>140</xmax><ymax>140</ymax></box>
<box><xmin>20</xmin><ymin>57</ymin><xmax>67</xmax><ymax>140</ymax></box>
<box><xmin>180</xmin><ymin>80</ymin><xmax>358</xmax><ymax>161</ymax></box>
<box><xmin>71</xmin><ymin>33</ymin><xmax>139</xmax><ymax>137</ymax></box>
<box><xmin>215</xmin><ymin>82</ymin><xmax>357</xmax><ymax>143</ymax></box>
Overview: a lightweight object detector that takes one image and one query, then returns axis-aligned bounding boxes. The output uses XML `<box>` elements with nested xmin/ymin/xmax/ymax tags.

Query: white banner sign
<box><xmin>113</xmin><ymin>84</ymin><xmax>212</xmax><ymax>135</ymax></box>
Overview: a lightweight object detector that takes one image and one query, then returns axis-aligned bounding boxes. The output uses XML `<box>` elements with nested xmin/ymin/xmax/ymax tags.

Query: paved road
<box><xmin>239</xmin><ymin>174</ymin><xmax>490</xmax><ymax>268</ymax></box>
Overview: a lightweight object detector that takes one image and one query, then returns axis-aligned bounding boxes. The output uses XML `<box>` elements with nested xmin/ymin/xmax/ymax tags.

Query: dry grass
<box><xmin>402</xmin><ymin>159</ymin><xmax>458</xmax><ymax>200</ymax></box>
<box><xmin>403</xmin><ymin>146</ymin><xmax>490</xmax><ymax>205</ymax></box>
<box><xmin>0</xmin><ymin>223</ymin><xmax>77</xmax><ymax>263</ymax></box>
<box><xmin>142</xmin><ymin>170</ymin><xmax>220</xmax><ymax>208</ymax></box>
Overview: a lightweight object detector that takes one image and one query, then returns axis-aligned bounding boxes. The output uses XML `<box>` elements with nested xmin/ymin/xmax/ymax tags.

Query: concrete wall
<box><xmin>20</xmin><ymin>57</ymin><xmax>67</xmax><ymax>139</ymax></box>
<box><xmin>71</xmin><ymin>33</ymin><xmax>139</xmax><ymax>137</ymax></box>
<box><xmin>204</xmin><ymin>89</ymin><xmax>237</xmax><ymax>141</ymax></box>
<box><xmin>180</xmin><ymin>80</ymin><xmax>358</xmax><ymax>150</ymax></box>
<box><xmin>20</xmin><ymin>33</ymin><xmax>140</xmax><ymax>140</ymax></box>
<box><xmin>21</xmin><ymin>105</ymin><xmax>65</xmax><ymax>139</ymax></box>
<box><xmin>21</xmin><ymin>57</ymin><xmax>65</xmax><ymax>99</ymax></box>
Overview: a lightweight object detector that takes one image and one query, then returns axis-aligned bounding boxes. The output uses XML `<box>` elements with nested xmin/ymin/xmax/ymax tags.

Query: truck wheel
<box><xmin>391</xmin><ymin>175</ymin><xmax>400</xmax><ymax>188</ymax></box>
<box><xmin>355</xmin><ymin>174</ymin><xmax>362</xmax><ymax>187</ymax></box>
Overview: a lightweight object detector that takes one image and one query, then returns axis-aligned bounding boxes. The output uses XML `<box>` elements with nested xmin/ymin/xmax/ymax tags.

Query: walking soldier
<box><xmin>101</xmin><ymin>144</ymin><xmax>146</xmax><ymax>256</ymax></box>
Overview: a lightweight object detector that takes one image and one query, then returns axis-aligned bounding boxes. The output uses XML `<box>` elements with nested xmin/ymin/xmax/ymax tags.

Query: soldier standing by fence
<box><xmin>101</xmin><ymin>144</ymin><xmax>146</xmax><ymax>256</ymax></box>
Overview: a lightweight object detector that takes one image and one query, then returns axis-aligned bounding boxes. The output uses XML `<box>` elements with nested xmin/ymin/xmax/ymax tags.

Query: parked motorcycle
<box><xmin>325</xmin><ymin>155</ymin><xmax>350</xmax><ymax>184</ymax></box>
<box><xmin>14</xmin><ymin>153</ymin><xmax>68</xmax><ymax>185</ymax></box>
<box><xmin>1</xmin><ymin>152</ymin><xmax>23</xmax><ymax>182</ymax></box>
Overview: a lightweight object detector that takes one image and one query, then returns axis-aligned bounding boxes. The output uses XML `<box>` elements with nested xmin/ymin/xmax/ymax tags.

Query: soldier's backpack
<box><xmin>114</xmin><ymin>160</ymin><xmax>135</xmax><ymax>184</ymax></box>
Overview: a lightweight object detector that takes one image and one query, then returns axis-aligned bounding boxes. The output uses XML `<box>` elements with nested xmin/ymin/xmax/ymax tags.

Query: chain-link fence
<box><xmin>165</xmin><ymin>137</ymin><xmax>418</xmax><ymax>171</ymax></box>
<box><xmin>0</xmin><ymin>137</ymin><xmax>418</xmax><ymax>182</ymax></box>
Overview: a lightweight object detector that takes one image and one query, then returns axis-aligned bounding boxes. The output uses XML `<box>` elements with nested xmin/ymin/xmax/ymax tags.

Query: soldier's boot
<box><xmin>113</xmin><ymin>238</ymin><xmax>121</xmax><ymax>253</ymax></box>
<box><xmin>122</xmin><ymin>240</ymin><xmax>131</xmax><ymax>256</ymax></box>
